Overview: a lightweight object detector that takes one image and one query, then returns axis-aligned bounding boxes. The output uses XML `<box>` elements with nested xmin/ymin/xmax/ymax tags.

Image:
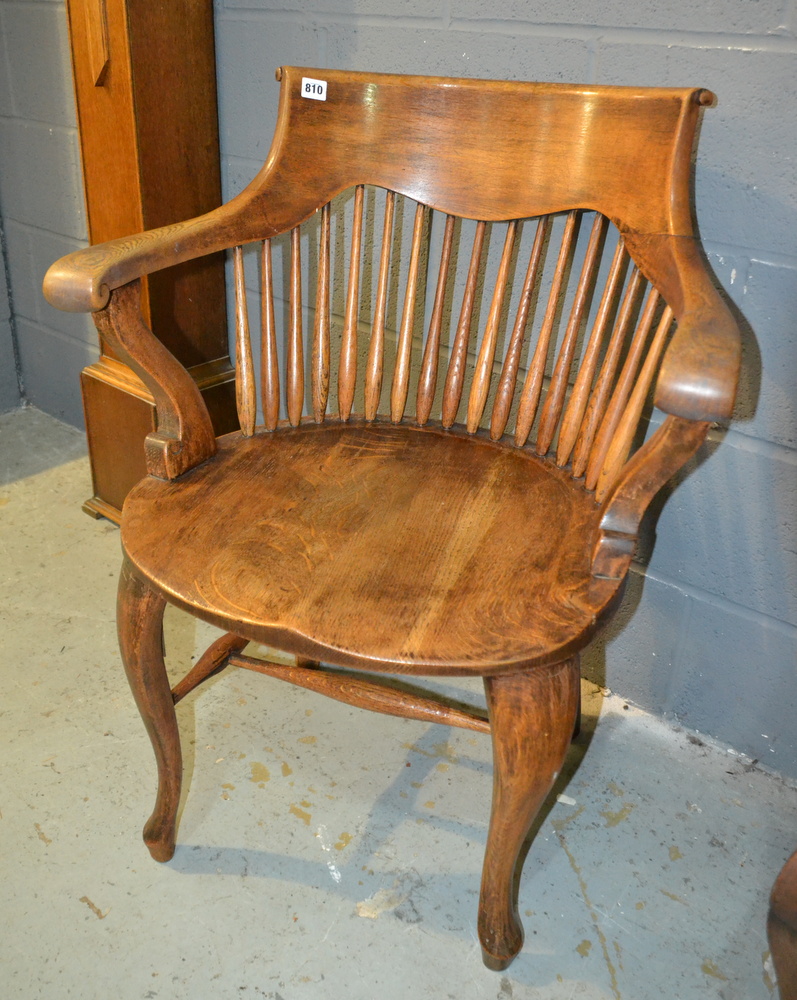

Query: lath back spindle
<box><xmin>229</xmin><ymin>188</ymin><xmax>680</xmax><ymax>503</ymax></box>
<box><xmin>312</xmin><ymin>203</ymin><xmax>331</xmax><ymax>422</ymax></box>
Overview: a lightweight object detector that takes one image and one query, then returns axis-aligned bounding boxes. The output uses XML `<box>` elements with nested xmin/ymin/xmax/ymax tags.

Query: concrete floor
<box><xmin>2</xmin><ymin>405</ymin><xmax>795</xmax><ymax>1000</ymax></box>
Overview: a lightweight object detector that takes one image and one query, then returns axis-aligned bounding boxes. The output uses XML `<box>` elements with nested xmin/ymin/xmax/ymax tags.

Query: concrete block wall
<box><xmin>214</xmin><ymin>0</ymin><xmax>797</xmax><ymax>775</ymax></box>
<box><xmin>0</xmin><ymin>223</ymin><xmax>21</xmax><ymax>411</ymax></box>
<box><xmin>0</xmin><ymin>0</ymin><xmax>97</xmax><ymax>426</ymax></box>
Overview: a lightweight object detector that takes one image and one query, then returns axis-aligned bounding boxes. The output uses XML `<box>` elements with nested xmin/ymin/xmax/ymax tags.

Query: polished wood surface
<box><xmin>442</xmin><ymin>219</ymin><xmax>486</xmax><ymax>428</ymax></box>
<box><xmin>94</xmin><ymin>281</ymin><xmax>217</xmax><ymax>480</ymax></box>
<box><xmin>121</xmin><ymin>422</ymin><xmax>620</xmax><ymax>673</ymax></box>
<box><xmin>417</xmin><ymin>212</ymin><xmax>455</xmax><ymax>425</ymax></box>
<box><xmin>65</xmin><ymin>0</ymin><xmax>235</xmax><ymax>519</ymax></box>
<box><xmin>44</xmin><ymin>68</ymin><xmax>740</xmax><ymax>970</ymax></box>
<box><xmin>260</xmin><ymin>239</ymin><xmax>280</xmax><ymax>431</ymax></box>
<box><xmin>490</xmin><ymin>215</ymin><xmax>548</xmax><ymax>442</ymax></box>
<box><xmin>480</xmin><ymin>660</ymin><xmax>580</xmax><ymax>969</ymax></box>
<box><xmin>227</xmin><ymin>653</ymin><xmax>492</xmax><ymax>734</ymax></box>
<box><xmin>117</xmin><ymin>557</ymin><xmax>179</xmax><ymax>863</ymax></box>
<box><xmin>770</xmin><ymin>850</ymin><xmax>797</xmax><ymax>999</ymax></box>
<box><xmin>365</xmin><ymin>193</ymin><xmax>394</xmax><ymax>420</ymax></box>
<box><xmin>232</xmin><ymin>245</ymin><xmax>256</xmax><ymax>437</ymax></box>
<box><xmin>45</xmin><ymin>67</ymin><xmax>739</xmax><ymax>422</ymax></box>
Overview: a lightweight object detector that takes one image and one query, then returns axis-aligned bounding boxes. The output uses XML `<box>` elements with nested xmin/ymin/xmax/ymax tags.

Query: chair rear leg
<box><xmin>118</xmin><ymin>556</ymin><xmax>181</xmax><ymax>862</ymax></box>
<box><xmin>479</xmin><ymin>656</ymin><xmax>580</xmax><ymax>970</ymax></box>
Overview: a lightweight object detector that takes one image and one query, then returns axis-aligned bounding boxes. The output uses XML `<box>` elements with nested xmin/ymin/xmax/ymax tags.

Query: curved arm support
<box><xmin>95</xmin><ymin>281</ymin><xmax>217</xmax><ymax>480</ymax></box>
<box><xmin>42</xmin><ymin>191</ymin><xmax>282</xmax><ymax>314</ymax></box>
<box><xmin>591</xmin><ymin>415</ymin><xmax>708</xmax><ymax>579</ymax></box>
<box><xmin>623</xmin><ymin>232</ymin><xmax>741</xmax><ymax>423</ymax></box>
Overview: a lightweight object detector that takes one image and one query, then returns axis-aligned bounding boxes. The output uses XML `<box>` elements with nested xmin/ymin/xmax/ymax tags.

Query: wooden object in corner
<box><xmin>65</xmin><ymin>0</ymin><xmax>237</xmax><ymax>521</ymax></box>
<box><xmin>770</xmin><ymin>849</ymin><xmax>797</xmax><ymax>999</ymax></box>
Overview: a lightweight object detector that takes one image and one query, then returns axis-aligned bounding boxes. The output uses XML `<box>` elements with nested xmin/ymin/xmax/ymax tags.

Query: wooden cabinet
<box><xmin>65</xmin><ymin>0</ymin><xmax>236</xmax><ymax>520</ymax></box>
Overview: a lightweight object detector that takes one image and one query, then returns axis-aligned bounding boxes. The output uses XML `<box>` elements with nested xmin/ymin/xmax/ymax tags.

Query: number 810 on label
<box><xmin>301</xmin><ymin>77</ymin><xmax>327</xmax><ymax>101</ymax></box>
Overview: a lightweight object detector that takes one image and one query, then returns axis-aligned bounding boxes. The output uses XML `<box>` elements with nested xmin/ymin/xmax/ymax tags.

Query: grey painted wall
<box><xmin>213</xmin><ymin>1</ymin><xmax>797</xmax><ymax>775</ymax></box>
<box><xmin>0</xmin><ymin>3</ymin><xmax>794</xmax><ymax>774</ymax></box>
<box><xmin>0</xmin><ymin>221</ymin><xmax>21</xmax><ymax>411</ymax></box>
<box><xmin>0</xmin><ymin>0</ymin><xmax>97</xmax><ymax>427</ymax></box>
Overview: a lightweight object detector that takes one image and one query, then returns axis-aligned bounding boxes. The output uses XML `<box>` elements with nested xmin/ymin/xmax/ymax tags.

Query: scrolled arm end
<box><xmin>43</xmin><ymin>251</ymin><xmax>112</xmax><ymax>313</ymax></box>
<box><xmin>42</xmin><ymin>208</ymin><xmax>241</xmax><ymax>315</ymax></box>
<box><xmin>654</xmin><ymin>304</ymin><xmax>741</xmax><ymax>422</ymax></box>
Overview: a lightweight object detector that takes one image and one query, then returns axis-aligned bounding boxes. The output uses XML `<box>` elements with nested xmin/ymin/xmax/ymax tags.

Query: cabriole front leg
<box><xmin>479</xmin><ymin>657</ymin><xmax>580</xmax><ymax>970</ymax></box>
<box><xmin>117</xmin><ymin>556</ymin><xmax>181</xmax><ymax>862</ymax></box>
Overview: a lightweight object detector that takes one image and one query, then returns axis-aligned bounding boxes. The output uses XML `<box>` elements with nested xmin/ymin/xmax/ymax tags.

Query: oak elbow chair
<box><xmin>43</xmin><ymin>68</ymin><xmax>740</xmax><ymax>970</ymax></box>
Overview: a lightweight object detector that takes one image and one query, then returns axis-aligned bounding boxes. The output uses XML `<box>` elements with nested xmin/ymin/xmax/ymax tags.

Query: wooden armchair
<box><xmin>43</xmin><ymin>67</ymin><xmax>740</xmax><ymax>970</ymax></box>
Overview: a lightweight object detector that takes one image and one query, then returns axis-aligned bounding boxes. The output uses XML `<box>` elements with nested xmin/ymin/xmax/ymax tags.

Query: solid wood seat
<box><xmin>123</xmin><ymin>421</ymin><xmax>619</xmax><ymax>673</ymax></box>
<box><xmin>43</xmin><ymin>67</ymin><xmax>740</xmax><ymax>972</ymax></box>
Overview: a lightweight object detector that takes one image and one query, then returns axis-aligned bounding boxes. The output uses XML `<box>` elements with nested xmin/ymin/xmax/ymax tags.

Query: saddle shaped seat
<box><xmin>122</xmin><ymin>421</ymin><xmax>621</xmax><ymax>673</ymax></box>
<box><xmin>44</xmin><ymin>67</ymin><xmax>740</xmax><ymax>971</ymax></box>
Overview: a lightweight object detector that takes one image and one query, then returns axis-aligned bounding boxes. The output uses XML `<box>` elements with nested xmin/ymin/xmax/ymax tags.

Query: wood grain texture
<box><xmin>260</xmin><ymin>239</ymin><xmax>280</xmax><ymax>430</ymax></box>
<box><xmin>117</xmin><ymin>556</ymin><xmax>179</xmax><ymax>862</ymax></box>
<box><xmin>592</xmin><ymin>415</ymin><xmax>708</xmax><ymax>579</ymax></box>
<box><xmin>391</xmin><ymin>203</ymin><xmax>427</xmax><ymax>423</ymax></box>
<box><xmin>45</xmin><ymin>67</ymin><xmax>738</xmax><ymax>423</ymax></box>
<box><xmin>312</xmin><ymin>203</ymin><xmax>331</xmax><ymax>422</ymax></box>
<box><xmin>287</xmin><ymin>226</ymin><xmax>304</xmax><ymax>426</ymax></box>
<box><xmin>556</xmin><ymin>236</ymin><xmax>627</xmax><ymax>467</ymax></box>
<box><xmin>536</xmin><ymin>213</ymin><xmax>606</xmax><ymax>456</ymax></box>
<box><xmin>93</xmin><ymin>281</ymin><xmax>216</xmax><ymax>479</ymax></box>
<box><xmin>232</xmin><ymin>245</ymin><xmax>256</xmax><ymax>436</ymax></box>
<box><xmin>490</xmin><ymin>215</ymin><xmax>549</xmax><ymax>441</ymax></box>
<box><xmin>171</xmin><ymin>632</ymin><xmax>249</xmax><ymax>704</ymax></box>
<box><xmin>65</xmin><ymin>0</ymin><xmax>229</xmax><ymax>361</ymax></box>
<box><xmin>596</xmin><ymin>305</ymin><xmax>674</xmax><ymax>501</ymax></box>
<box><xmin>46</xmin><ymin>70</ymin><xmax>707</xmax><ymax>291</ymax></box>
<box><xmin>46</xmin><ymin>68</ymin><xmax>742</xmax><ymax>974</ymax></box>
<box><xmin>64</xmin><ymin>0</ymin><xmax>233</xmax><ymax>516</ymax></box>
<box><xmin>467</xmin><ymin>221</ymin><xmax>517</xmax><ymax>434</ymax></box>
<box><xmin>479</xmin><ymin>658</ymin><xmax>580</xmax><ymax>969</ymax></box>
<box><xmin>229</xmin><ymin>653</ymin><xmax>490</xmax><ymax>733</ymax></box>
<box><xmin>417</xmin><ymin>213</ymin><xmax>455</xmax><ymax>425</ymax></box>
<box><xmin>365</xmin><ymin>192</ymin><xmax>394</xmax><ymax>420</ymax></box>
<box><xmin>339</xmin><ymin>185</ymin><xmax>364</xmax><ymax>420</ymax></box>
<box><xmin>514</xmin><ymin>210</ymin><xmax>579</xmax><ymax>447</ymax></box>
<box><xmin>571</xmin><ymin>266</ymin><xmax>645</xmax><ymax>478</ymax></box>
<box><xmin>586</xmin><ymin>286</ymin><xmax>660</xmax><ymax>491</ymax></box>
<box><xmin>442</xmin><ymin>220</ymin><xmax>486</xmax><ymax>428</ymax></box>
<box><xmin>121</xmin><ymin>422</ymin><xmax>621</xmax><ymax>675</ymax></box>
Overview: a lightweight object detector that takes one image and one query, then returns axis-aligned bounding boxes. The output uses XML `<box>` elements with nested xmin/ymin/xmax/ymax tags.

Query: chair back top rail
<box><xmin>45</xmin><ymin>67</ymin><xmax>711</xmax><ymax>312</ymax></box>
<box><xmin>43</xmin><ymin>68</ymin><xmax>739</xmax><ymax>425</ymax></box>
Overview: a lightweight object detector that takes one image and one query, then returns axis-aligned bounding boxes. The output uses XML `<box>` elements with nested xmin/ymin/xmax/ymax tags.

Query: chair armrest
<box><xmin>94</xmin><ymin>280</ymin><xmax>217</xmax><ymax>480</ymax></box>
<box><xmin>42</xmin><ymin>208</ymin><xmax>237</xmax><ymax>314</ymax></box>
<box><xmin>623</xmin><ymin>231</ymin><xmax>741</xmax><ymax>423</ymax></box>
<box><xmin>42</xmin><ymin>200</ymin><xmax>251</xmax><ymax>478</ymax></box>
<box><xmin>589</xmin><ymin>233</ymin><xmax>740</xmax><ymax>578</ymax></box>
<box><xmin>591</xmin><ymin>415</ymin><xmax>709</xmax><ymax>579</ymax></box>
<box><xmin>655</xmin><ymin>301</ymin><xmax>740</xmax><ymax>422</ymax></box>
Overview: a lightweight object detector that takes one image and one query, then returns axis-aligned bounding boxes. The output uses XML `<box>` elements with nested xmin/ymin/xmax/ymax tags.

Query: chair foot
<box><xmin>480</xmin><ymin>949</ymin><xmax>516</xmax><ymax>973</ymax></box>
<box><xmin>118</xmin><ymin>556</ymin><xmax>181</xmax><ymax>862</ymax></box>
<box><xmin>478</xmin><ymin>657</ymin><xmax>580</xmax><ymax>970</ymax></box>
